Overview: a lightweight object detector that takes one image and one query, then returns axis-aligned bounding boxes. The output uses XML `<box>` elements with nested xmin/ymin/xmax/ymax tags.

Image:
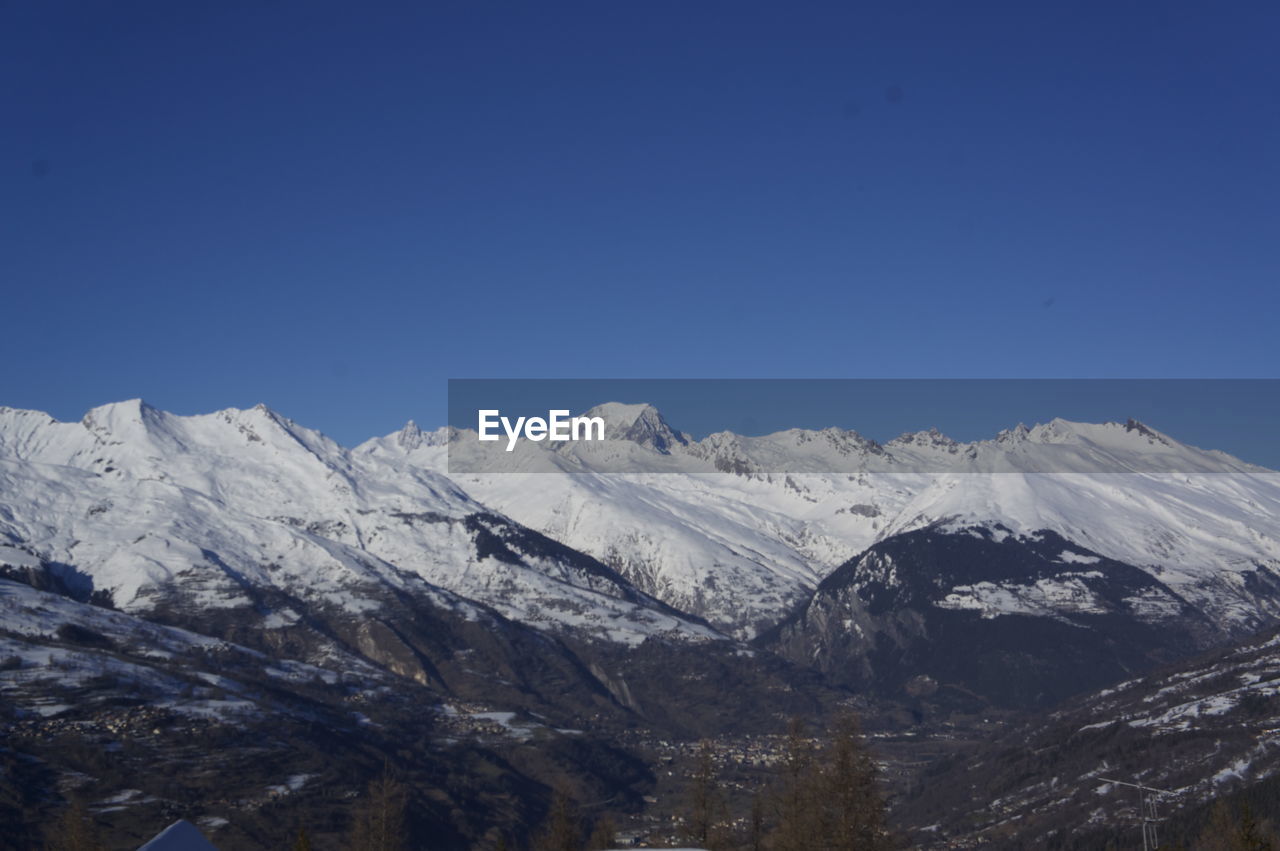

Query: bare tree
<box><xmin>291</xmin><ymin>825</ymin><xmax>313</xmax><ymax>851</ymax></box>
<box><xmin>533</xmin><ymin>787</ymin><xmax>583</xmax><ymax>851</ymax></box>
<box><xmin>748</xmin><ymin>792</ymin><xmax>766</xmax><ymax>851</ymax></box>
<box><xmin>766</xmin><ymin>714</ymin><xmax>892</xmax><ymax>851</ymax></box>
<box><xmin>586</xmin><ymin>814</ymin><xmax>618</xmax><ymax>851</ymax></box>
<box><xmin>681</xmin><ymin>740</ymin><xmax>727</xmax><ymax>850</ymax></box>
<box><xmin>819</xmin><ymin>713</ymin><xmax>890</xmax><ymax>850</ymax></box>
<box><xmin>771</xmin><ymin>717</ymin><xmax>820</xmax><ymax>851</ymax></box>
<box><xmin>1194</xmin><ymin>801</ymin><xmax>1277</xmax><ymax>851</ymax></box>
<box><xmin>350</xmin><ymin>763</ymin><xmax>409</xmax><ymax>851</ymax></box>
<box><xmin>44</xmin><ymin>797</ymin><xmax>103</xmax><ymax>851</ymax></box>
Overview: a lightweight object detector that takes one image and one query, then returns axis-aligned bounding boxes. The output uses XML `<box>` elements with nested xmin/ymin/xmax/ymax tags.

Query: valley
<box><xmin>2</xmin><ymin>400</ymin><xmax>1279</xmax><ymax>848</ymax></box>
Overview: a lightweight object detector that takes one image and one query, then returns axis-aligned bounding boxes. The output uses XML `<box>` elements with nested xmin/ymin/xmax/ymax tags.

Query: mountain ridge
<box><xmin>6</xmin><ymin>399</ymin><xmax>1280</xmax><ymax>694</ymax></box>
<box><xmin>5</xmin><ymin>399</ymin><xmax>1280</xmax><ymax>845</ymax></box>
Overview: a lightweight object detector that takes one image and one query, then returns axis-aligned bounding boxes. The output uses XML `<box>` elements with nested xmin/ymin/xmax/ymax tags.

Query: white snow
<box><xmin>5</xmin><ymin>400</ymin><xmax>1280</xmax><ymax>644</ymax></box>
<box><xmin>935</xmin><ymin>576</ymin><xmax>1107</xmax><ymax>620</ymax></box>
<box><xmin>0</xmin><ymin>401</ymin><xmax>720</xmax><ymax>646</ymax></box>
<box><xmin>0</xmin><ymin>545</ymin><xmax>41</xmax><ymax>569</ymax></box>
<box><xmin>421</xmin><ymin>415</ymin><xmax>1280</xmax><ymax>636</ymax></box>
<box><xmin>1057</xmin><ymin>550</ymin><xmax>1102</xmax><ymax>565</ymax></box>
<box><xmin>137</xmin><ymin>819</ymin><xmax>218</xmax><ymax>851</ymax></box>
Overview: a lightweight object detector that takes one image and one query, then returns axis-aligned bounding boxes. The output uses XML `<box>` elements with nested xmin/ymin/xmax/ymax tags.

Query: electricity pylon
<box><xmin>1098</xmin><ymin>777</ymin><xmax>1170</xmax><ymax>850</ymax></box>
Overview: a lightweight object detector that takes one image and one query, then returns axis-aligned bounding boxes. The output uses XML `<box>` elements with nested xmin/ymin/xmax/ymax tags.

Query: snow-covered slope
<box><xmin>0</xmin><ymin>575</ymin><xmax>381</xmax><ymax>723</ymax></box>
<box><xmin>7</xmin><ymin>399</ymin><xmax>1280</xmax><ymax>652</ymax></box>
<box><xmin>0</xmin><ymin>401</ymin><xmax>719</xmax><ymax>648</ymax></box>
<box><xmin>368</xmin><ymin>407</ymin><xmax>1280</xmax><ymax>640</ymax></box>
<box><xmin>366</xmin><ymin>430</ymin><xmax>853</xmax><ymax>637</ymax></box>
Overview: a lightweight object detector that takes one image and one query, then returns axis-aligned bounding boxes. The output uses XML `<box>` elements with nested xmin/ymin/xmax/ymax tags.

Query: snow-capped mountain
<box><xmin>583</xmin><ymin>402</ymin><xmax>690</xmax><ymax>452</ymax></box>
<box><xmin>0</xmin><ymin>400</ymin><xmax>719</xmax><ymax>651</ymax></box>
<box><xmin>7</xmin><ymin>398</ymin><xmax>1280</xmax><ymax>845</ymax></box>
<box><xmin>381</xmin><ymin>406</ymin><xmax>1280</xmax><ymax>645</ymax></box>
<box><xmin>6</xmin><ymin>399</ymin><xmax>1280</xmax><ymax>708</ymax></box>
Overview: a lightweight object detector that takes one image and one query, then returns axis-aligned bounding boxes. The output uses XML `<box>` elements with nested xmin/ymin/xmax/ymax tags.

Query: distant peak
<box><xmin>582</xmin><ymin>401</ymin><xmax>661</xmax><ymax>425</ymax></box>
<box><xmin>889</xmin><ymin>426</ymin><xmax>958</xmax><ymax>448</ymax></box>
<box><xmin>1124</xmin><ymin>417</ymin><xmax>1155</xmax><ymax>436</ymax></box>
<box><xmin>397</xmin><ymin>420</ymin><xmax>423</xmax><ymax>449</ymax></box>
<box><xmin>996</xmin><ymin>422</ymin><xmax>1031</xmax><ymax>443</ymax></box>
<box><xmin>244</xmin><ymin>402</ymin><xmax>297</xmax><ymax>431</ymax></box>
<box><xmin>81</xmin><ymin>398</ymin><xmax>160</xmax><ymax>431</ymax></box>
<box><xmin>816</xmin><ymin>426</ymin><xmax>881</xmax><ymax>450</ymax></box>
<box><xmin>0</xmin><ymin>406</ymin><xmax>56</xmax><ymax>422</ymax></box>
<box><xmin>580</xmin><ymin>402</ymin><xmax>688</xmax><ymax>453</ymax></box>
<box><xmin>89</xmin><ymin>397</ymin><xmax>150</xmax><ymax>414</ymax></box>
<box><xmin>1120</xmin><ymin>417</ymin><xmax>1173</xmax><ymax>446</ymax></box>
<box><xmin>1026</xmin><ymin>418</ymin><xmax>1078</xmax><ymax>440</ymax></box>
<box><xmin>249</xmin><ymin>401</ymin><xmax>287</xmax><ymax>418</ymax></box>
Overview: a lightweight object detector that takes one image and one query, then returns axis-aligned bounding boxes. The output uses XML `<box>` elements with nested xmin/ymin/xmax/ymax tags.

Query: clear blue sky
<box><xmin>4</xmin><ymin>1</ymin><xmax>1277</xmax><ymax>446</ymax></box>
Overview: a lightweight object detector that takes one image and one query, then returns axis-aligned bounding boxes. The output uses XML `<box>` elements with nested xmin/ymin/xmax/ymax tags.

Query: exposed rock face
<box><xmin>761</xmin><ymin>525</ymin><xmax>1219</xmax><ymax>709</ymax></box>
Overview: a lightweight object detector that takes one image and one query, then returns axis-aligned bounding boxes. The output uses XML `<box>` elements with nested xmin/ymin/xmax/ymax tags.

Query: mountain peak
<box><xmin>1025</xmin><ymin>417</ymin><xmax>1082</xmax><ymax>443</ymax></box>
<box><xmin>238</xmin><ymin>402</ymin><xmax>306</xmax><ymax>437</ymax></box>
<box><xmin>84</xmin><ymin>397</ymin><xmax>152</xmax><ymax>416</ymax></box>
<box><xmin>583</xmin><ymin>401</ymin><xmax>661</xmax><ymax>425</ymax></box>
<box><xmin>247</xmin><ymin>401</ymin><xmax>290</xmax><ymax>422</ymax></box>
<box><xmin>996</xmin><ymin>422</ymin><xmax>1032</xmax><ymax>443</ymax></box>
<box><xmin>581</xmin><ymin>402</ymin><xmax>689</xmax><ymax>453</ymax></box>
<box><xmin>397</xmin><ymin>420</ymin><xmax>424</xmax><ymax>450</ymax></box>
<box><xmin>80</xmin><ymin>398</ymin><xmax>162</xmax><ymax>434</ymax></box>
<box><xmin>1121</xmin><ymin>417</ymin><xmax>1167</xmax><ymax>442</ymax></box>
<box><xmin>888</xmin><ymin>426</ymin><xmax>958</xmax><ymax>449</ymax></box>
